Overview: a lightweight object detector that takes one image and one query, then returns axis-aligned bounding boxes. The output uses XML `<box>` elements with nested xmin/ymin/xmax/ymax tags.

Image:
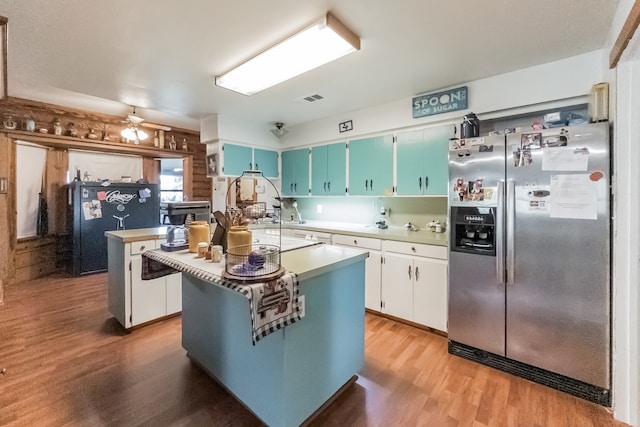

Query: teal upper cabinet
<box><xmin>223</xmin><ymin>143</ymin><xmax>252</xmax><ymax>176</ymax></box>
<box><xmin>222</xmin><ymin>144</ymin><xmax>279</xmax><ymax>178</ymax></box>
<box><xmin>253</xmin><ymin>148</ymin><xmax>279</xmax><ymax>178</ymax></box>
<box><xmin>311</xmin><ymin>142</ymin><xmax>346</xmax><ymax>195</ymax></box>
<box><xmin>281</xmin><ymin>148</ymin><xmax>309</xmax><ymax>196</ymax></box>
<box><xmin>396</xmin><ymin>125</ymin><xmax>450</xmax><ymax>195</ymax></box>
<box><xmin>348</xmin><ymin>135</ymin><xmax>393</xmax><ymax>196</ymax></box>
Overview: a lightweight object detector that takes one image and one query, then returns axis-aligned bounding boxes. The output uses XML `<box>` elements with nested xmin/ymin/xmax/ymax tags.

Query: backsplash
<box><xmin>282</xmin><ymin>196</ymin><xmax>448</xmax><ymax>230</ymax></box>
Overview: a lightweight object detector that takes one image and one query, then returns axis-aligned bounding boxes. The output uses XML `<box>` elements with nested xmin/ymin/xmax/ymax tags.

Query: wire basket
<box><xmin>225</xmin><ymin>243</ymin><xmax>281</xmax><ymax>278</ymax></box>
<box><xmin>241</xmin><ymin>201</ymin><xmax>266</xmax><ymax>219</ymax></box>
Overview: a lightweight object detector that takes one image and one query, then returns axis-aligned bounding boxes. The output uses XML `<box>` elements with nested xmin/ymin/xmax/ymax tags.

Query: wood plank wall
<box><xmin>0</xmin><ymin>97</ymin><xmax>211</xmax><ymax>285</ymax></box>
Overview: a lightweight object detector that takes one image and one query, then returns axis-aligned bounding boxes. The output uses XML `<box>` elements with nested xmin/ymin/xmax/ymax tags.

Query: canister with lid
<box><xmin>188</xmin><ymin>221</ymin><xmax>210</xmax><ymax>253</ymax></box>
<box><xmin>460</xmin><ymin>112</ymin><xmax>480</xmax><ymax>139</ymax></box>
<box><xmin>211</xmin><ymin>245</ymin><xmax>223</xmax><ymax>262</ymax></box>
<box><xmin>227</xmin><ymin>225</ymin><xmax>252</xmax><ymax>254</ymax></box>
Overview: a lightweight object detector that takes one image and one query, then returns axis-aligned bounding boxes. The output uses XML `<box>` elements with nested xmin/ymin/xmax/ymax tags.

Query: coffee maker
<box><xmin>160</xmin><ymin>201</ymin><xmax>211</xmax><ymax>251</ymax></box>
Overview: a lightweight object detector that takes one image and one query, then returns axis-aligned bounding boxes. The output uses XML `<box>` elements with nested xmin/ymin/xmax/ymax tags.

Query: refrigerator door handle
<box><xmin>506</xmin><ymin>179</ymin><xmax>516</xmax><ymax>285</ymax></box>
<box><xmin>496</xmin><ymin>180</ymin><xmax>505</xmax><ymax>285</ymax></box>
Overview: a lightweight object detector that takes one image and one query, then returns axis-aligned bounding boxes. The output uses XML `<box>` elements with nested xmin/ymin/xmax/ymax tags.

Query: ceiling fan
<box><xmin>121</xmin><ymin>107</ymin><xmax>171</xmax><ymax>143</ymax></box>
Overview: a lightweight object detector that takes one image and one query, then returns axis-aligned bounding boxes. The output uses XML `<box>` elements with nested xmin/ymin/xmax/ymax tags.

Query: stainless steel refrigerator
<box><xmin>447</xmin><ymin>122</ymin><xmax>611</xmax><ymax>405</ymax></box>
<box><xmin>69</xmin><ymin>181</ymin><xmax>160</xmax><ymax>276</ymax></box>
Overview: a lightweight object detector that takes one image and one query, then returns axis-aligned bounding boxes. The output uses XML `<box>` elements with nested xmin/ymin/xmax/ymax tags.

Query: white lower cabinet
<box><xmin>107</xmin><ymin>237</ymin><xmax>182</xmax><ymax>329</ymax></box>
<box><xmin>380</xmin><ymin>252</ymin><xmax>414</xmax><ymax>319</ymax></box>
<box><xmin>332</xmin><ymin>234</ymin><xmax>382</xmax><ymax>312</ymax></box>
<box><xmin>381</xmin><ymin>240</ymin><xmax>448</xmax><ymax>331</ymax></box>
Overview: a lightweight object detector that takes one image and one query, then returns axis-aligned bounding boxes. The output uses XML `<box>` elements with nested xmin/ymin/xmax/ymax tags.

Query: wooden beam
<box><xmin>610</xmin><ymin>0</ymin><xmax>640</xmax><ymax>68</ymax></box>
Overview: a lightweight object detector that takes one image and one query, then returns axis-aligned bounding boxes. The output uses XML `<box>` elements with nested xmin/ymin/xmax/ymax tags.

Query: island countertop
<box><xmin>143</xmin><ymin>242</ymin><xmax>369</xmax><ymax>283</ymax></box>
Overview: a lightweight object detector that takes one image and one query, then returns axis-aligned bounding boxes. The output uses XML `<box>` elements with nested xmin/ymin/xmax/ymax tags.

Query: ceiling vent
<box><xmin>296</xmin><ymin>93</ymin><xmax>325</xmax><ymax>104</ymax></box>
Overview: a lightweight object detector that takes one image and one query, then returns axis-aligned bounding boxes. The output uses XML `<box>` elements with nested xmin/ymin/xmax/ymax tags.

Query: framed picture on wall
<box><xmin>207</xmin><ymin>153</ymin><xmax>218</xmax><ymax>177</ymax></box>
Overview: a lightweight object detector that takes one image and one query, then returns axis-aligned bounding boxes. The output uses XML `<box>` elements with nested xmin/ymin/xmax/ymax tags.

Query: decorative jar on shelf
<box><xmin>53</xmin><ymin>118</ymin><xmax>63</xmax><ymax>135</ymax></box>
<box><xmin>23</xmin><ymin>116</ymin><xmax>35</xmax><ymax>132</ymax></box>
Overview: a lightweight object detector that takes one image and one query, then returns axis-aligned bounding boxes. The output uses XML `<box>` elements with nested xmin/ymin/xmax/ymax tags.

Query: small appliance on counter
<box><xmin>160</xmin><ymin>200</ymin><xmax>211</xmax><ymax>252</ymax></box>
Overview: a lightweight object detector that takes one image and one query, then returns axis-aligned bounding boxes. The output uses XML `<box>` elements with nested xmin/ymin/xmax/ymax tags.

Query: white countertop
<box><xmin>105</xmin><ymin>227</ymin><xmax>169</xmax><ymax>242</ymax></box>
<box><xmin>104</xmin><ymin>220</ymin><xmax>449</xmax><ymax>248</ymax></box>
<box><xmin>254</xmin><ymin>220</ymin><xmax>449</xmax><ymax>247</ymax></box>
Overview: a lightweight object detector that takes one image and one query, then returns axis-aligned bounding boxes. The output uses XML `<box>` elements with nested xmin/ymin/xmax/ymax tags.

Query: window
<box><xmin>16</xmin><ymin>142</ymin><xmax>48</xmax><ymax>238</ymax></box>
<box><xmin>160</xmin><ymin>158</ymin><xmax>184</xmax><ymax>202</ymax></box>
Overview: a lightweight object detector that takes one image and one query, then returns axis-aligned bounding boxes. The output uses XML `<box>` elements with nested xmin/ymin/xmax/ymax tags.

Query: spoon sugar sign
<box><xmin>412</xmin><ymin>86</ymin><xmax>468</xmax><ymax>118</ymax></box>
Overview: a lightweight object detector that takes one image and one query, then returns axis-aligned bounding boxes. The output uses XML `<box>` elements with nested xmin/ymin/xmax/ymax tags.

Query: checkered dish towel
<box><xmin>142</xmin><ymin>250</ymin><xmax>303</xmax><ymax>345</ymax></box>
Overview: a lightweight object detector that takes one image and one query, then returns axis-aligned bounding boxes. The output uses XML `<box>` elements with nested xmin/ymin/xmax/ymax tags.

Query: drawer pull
<box><xmin>140</xmin><ymin>245</ymin><xmax>146</xmax><ymax>251</ymax></box>
<box><xmin>411</xmin><ymin>246</ymin><xmax>416</xmax><ymax>252</ymax></box>
<box><xmin>353</xmin><ymin>239</ymin><xmax>357</xmax><ymax>245</ymax></box>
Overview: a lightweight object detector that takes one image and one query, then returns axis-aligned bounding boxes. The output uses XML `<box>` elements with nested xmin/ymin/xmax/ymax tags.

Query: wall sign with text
<box><xmin>412</xmin><ymin>86</ymin><xmax>468</xmax><ymax>118</ymax></box>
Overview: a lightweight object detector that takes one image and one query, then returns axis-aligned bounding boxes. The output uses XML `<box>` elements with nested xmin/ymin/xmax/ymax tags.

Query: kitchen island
<box><xmin>145</xmin><ymin>242</ymin><xmax>368</xmax><ymax>427</ymax></box>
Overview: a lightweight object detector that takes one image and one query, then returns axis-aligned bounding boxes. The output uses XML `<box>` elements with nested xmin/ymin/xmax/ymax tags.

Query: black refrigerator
<box><xmin>68</xmin><ymin>181</ymin><xmax>160</xmax><ymax>276</ymax></box>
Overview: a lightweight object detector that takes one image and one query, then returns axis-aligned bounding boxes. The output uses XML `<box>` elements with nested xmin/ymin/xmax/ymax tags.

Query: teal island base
<box><xmin>180</xmin><ymin>251</ymin><xmax>366</xmax><ymax>427</ymax></box>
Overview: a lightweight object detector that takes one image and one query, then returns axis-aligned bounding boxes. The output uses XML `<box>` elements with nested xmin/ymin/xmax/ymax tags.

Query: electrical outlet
<box><xmin>316</xmin><ymin>204</ymin><xmax>323</xmax><ymax>213</ymax></box>
<box><xmin>298</xmin><ymin>295</ymin><xmax>305</xmax><ymax>318</ymax></box>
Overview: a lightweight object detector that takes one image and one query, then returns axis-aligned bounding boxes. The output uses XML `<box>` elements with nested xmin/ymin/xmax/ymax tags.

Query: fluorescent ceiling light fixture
<box><xmin>215</xmin><ymin>12</ymin><xmax>360</xmax><ymax>95</ymax></box>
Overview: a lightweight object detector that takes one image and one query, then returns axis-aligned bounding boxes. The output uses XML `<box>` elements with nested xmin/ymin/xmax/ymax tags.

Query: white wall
<box><xmin>282</xmin><ymin>50</ymin><xmax>603</xmax><ymax>148</ymax></box>
<box><xmin>606</xmin><ymin>0</ymin><xmax>640</xmax><ymax>424</ymax></box>
<box><xmin>200</xmin><ymin>113</ymin><xmax>281</xmax><ymax>149</ymax></box>
<box><xmin>613</xmin><ymin>57</ymin><xmax>640</xmax><ymax>427</ymax></box>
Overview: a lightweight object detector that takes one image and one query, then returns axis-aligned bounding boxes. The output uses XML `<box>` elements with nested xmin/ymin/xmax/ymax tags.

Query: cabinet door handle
<box><xmin>370</xmin><ymin>179</ymin><xmax>373</xmax><ymax>191</ymax></box>
<box><xmin>290</xmin><ymin>183</ymin><xmax>294</xmax><ymax>192</ymax></box>
<box><xmin>327</xmin><ymin>181</ymin><xmax>330</xmax><ymax>192</ymax></box>
<box><xmin>425</xmin><ymin>176</ymin><xmax>429</xmax><ymax>189</ymax></box>
<box><xmin>415</xmin><ymin>266</ymin><xmax>420</xmax><ymax>280</ymax></box>
<box><xmin>249</xmin><ymin>162</ymin><xmax>253</xmax><ymax>170</ymax></box>
<box><xmin>419</xmin><ymin>176</ymin><xmax>422</xmax><ymax>190</ymax></box>
<box><xmin>365</xmin><ymin>180</ymin><xmax>368</xmax><ymax>191</ymax></box>
<box><xmin>324</xmin><ymin>182</ymin><xmax>327</xmax><ymax>192</ymax></box>
<box><xmin>408</xmin><ymin>265</ymin><xmax>412</xmax><ymax>280</ymax></box>
<box><xmin>294</xmin><ymin>183</ymin><xmax>297</xmax><ymax>192</ymax></box>
<box><xmin>255</xmin><ymin>162</ymin><xmax>259</xmax><ymax>170</ymax></box>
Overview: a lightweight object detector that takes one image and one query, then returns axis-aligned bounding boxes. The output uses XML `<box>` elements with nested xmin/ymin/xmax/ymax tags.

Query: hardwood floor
<box><xmin>0</xmin><ymin>273</ymin><xmax>627</xmax><ymax>427</ymax></box>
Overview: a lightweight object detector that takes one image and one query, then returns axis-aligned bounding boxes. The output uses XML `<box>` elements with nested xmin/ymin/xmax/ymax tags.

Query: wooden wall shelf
<box><xmin>6</xmin><ymin>130</ymin><xmax>193</xmax><ymax>159</ymax></box>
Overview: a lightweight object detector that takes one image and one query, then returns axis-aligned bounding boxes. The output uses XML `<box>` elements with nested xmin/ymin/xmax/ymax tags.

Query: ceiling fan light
<box><xmin>121</xmin><ymin>126</ymin><xmax>148</xmax><ymax>142</ymax></box>
<box><xmin>215</xmin><ymin>12</ymin><xmax>360</xmax><ymax>96</ymax></box>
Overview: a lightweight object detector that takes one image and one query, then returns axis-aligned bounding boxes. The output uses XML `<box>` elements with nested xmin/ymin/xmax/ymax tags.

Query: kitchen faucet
<box><xmin>292</xmin><ymin>201</ymin><xmax>304</xmax><ymax>224</ymax></box>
